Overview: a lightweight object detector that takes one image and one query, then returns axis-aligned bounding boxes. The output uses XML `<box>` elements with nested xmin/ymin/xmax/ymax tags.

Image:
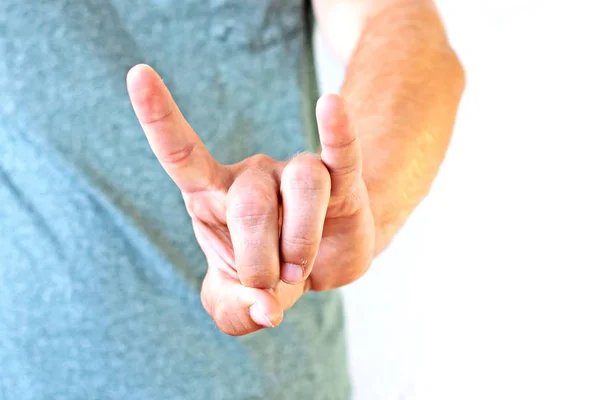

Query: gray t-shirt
<box><xmin>0</xmin><ymin>1</ymin><xmax>349</xmax><ymax>399</ymax></box>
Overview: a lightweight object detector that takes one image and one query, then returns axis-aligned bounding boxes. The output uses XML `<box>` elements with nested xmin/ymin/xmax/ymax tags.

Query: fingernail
<box><xmin>281</xmin><ymin>263</ymin><xmax>304</xmax><ymax>285</ymax></box>
<box><xmin>249</xmin><ymin>303</ymin><xmax>275</xmax><ymax>328</ymax></box>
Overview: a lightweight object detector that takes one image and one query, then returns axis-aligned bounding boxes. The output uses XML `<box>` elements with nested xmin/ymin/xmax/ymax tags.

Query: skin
<box><xmin>126</xmin><ymin>0</ymin><xmax>465</xmax><ymax>336</ymax></box>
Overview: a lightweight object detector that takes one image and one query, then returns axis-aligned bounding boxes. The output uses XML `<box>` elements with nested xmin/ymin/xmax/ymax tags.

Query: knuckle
<box><xmin>322</xmin><ymin>134</ymin><xmax>357</xmax><ymax>151</ymax></box>
<box><xmin>228</xmin><ymin>187</ymin><xmax>277</xmax><ymax>225</ymax></box>
<box><xmin>229</xmin><ymin>202</ymin><xmax>275</xmax><ymax>225</ymax></box>
<box><xmin>329</xmin><ymin>160</ymin><xmax>359</xmax><ymax>181</ymax></box>
<box><xmin>139</xmin><ymin>104</ymin><xmax>175</xmax><ymax>126</ymax></box>
<box><xmin>247</xmin><ymin>154</ymin><xmax>275</xmax><ymax>170</ymax></box>
<box><xmin>283</xmin><ymin>154</ymin><xmax>330</xmax><ymax>190</ymax></box>
<box><xmin>156</xmin><ymin>142</ymin><xmax>196</xmax><ymax>166</ymax></box>
<box><xmin>282</xmin><ymin>233</ymin><xmax>320</xmax><ymax>253</ymax></box>
<box><xmin>281</xmin><ymin>230</ymin><xmax>320</xmax><ymax>268</ymax></box>
<box><xmin>288</xmin><ymin>153</ymin><xmax>323</xmax><ymax>170</ymax></box>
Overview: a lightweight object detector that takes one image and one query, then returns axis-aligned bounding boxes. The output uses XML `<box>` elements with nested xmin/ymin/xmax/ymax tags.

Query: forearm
<box><xmin>339</xmin><ymin>1</ymin><xmax>465</xmax><ymax>254</ymax></box>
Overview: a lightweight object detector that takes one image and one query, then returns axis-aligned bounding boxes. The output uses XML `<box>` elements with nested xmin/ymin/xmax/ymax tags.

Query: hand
<box><xmin>127</xmin><ymin>64</ymin><xmax>375</xmax><ymax>336</ymax></box>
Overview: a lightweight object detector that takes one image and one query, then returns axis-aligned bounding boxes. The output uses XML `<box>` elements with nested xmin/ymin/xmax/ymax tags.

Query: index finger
<box><xmin>127</xmin><ymin>64</ymin><xmax>227</xmax><ymax>192</ymax></box>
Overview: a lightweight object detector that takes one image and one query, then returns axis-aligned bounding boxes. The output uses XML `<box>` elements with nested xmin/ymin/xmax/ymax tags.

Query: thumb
<box><xmin>201</xmin><ymin>266</ymin><xmax>284</xmax><ymax>336</ymax></box>
<box><xmin>316</xmin><ymin>93</ymin><xmax>363</xmax><ymax>197</ymax></box>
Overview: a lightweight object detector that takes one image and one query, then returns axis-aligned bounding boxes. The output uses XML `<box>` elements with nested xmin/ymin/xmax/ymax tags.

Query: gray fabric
<box><xmin>0</xmin><ymin>1</ymin><xmax>350</xmax><ymax>399</ymax></box>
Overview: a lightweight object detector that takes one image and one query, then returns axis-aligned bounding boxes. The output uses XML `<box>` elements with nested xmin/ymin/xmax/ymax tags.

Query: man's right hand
<box><xmin>127</xmin><ymin>64</ymin><xmax>375</xmax><ymax>335</ymax></box>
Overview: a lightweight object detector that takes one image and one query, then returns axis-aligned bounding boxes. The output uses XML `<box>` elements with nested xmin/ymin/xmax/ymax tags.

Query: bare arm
<box><xmin>314</xmin><ymin>0</ymin><xmax>465</xmax><ymax>254</ymax></box>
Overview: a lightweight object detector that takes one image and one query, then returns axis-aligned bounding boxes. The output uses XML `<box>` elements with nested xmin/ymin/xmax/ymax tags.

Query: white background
<box><xmin>314</xmin><ymin>1</ymin><xmax>600</xmax><ymax>399</ymax></box>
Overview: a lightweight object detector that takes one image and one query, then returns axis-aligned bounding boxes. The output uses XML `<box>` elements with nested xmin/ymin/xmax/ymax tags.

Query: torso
<box><xmin>0</xmin><ymin>1</ymin><xmax>349</xmax><ymax>398</ymax></box>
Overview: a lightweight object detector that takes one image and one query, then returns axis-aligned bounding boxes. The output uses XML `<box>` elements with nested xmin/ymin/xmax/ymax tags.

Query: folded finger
<box><xmin>226</xmin><ymin>168</ymin><xmax>280</xmax><ymax>289</ymax></box>
<box><xmin>279</xmin><ymin>153</ymin><xmax>331</xmax><ymax>284</ymax></box>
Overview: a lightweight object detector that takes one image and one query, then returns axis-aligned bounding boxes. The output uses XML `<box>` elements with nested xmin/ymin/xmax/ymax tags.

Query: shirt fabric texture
<box><xmin>0</xmin><ymin>1</ymin><xmax>350</xmax><ymax>399</ymax></box>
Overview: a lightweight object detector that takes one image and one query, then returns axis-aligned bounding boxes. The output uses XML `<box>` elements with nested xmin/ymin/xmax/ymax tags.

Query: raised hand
<box><xmin>127</xmin><ymin>64</ymin><xmax>374</xmax><ymax>336</ymax></box>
